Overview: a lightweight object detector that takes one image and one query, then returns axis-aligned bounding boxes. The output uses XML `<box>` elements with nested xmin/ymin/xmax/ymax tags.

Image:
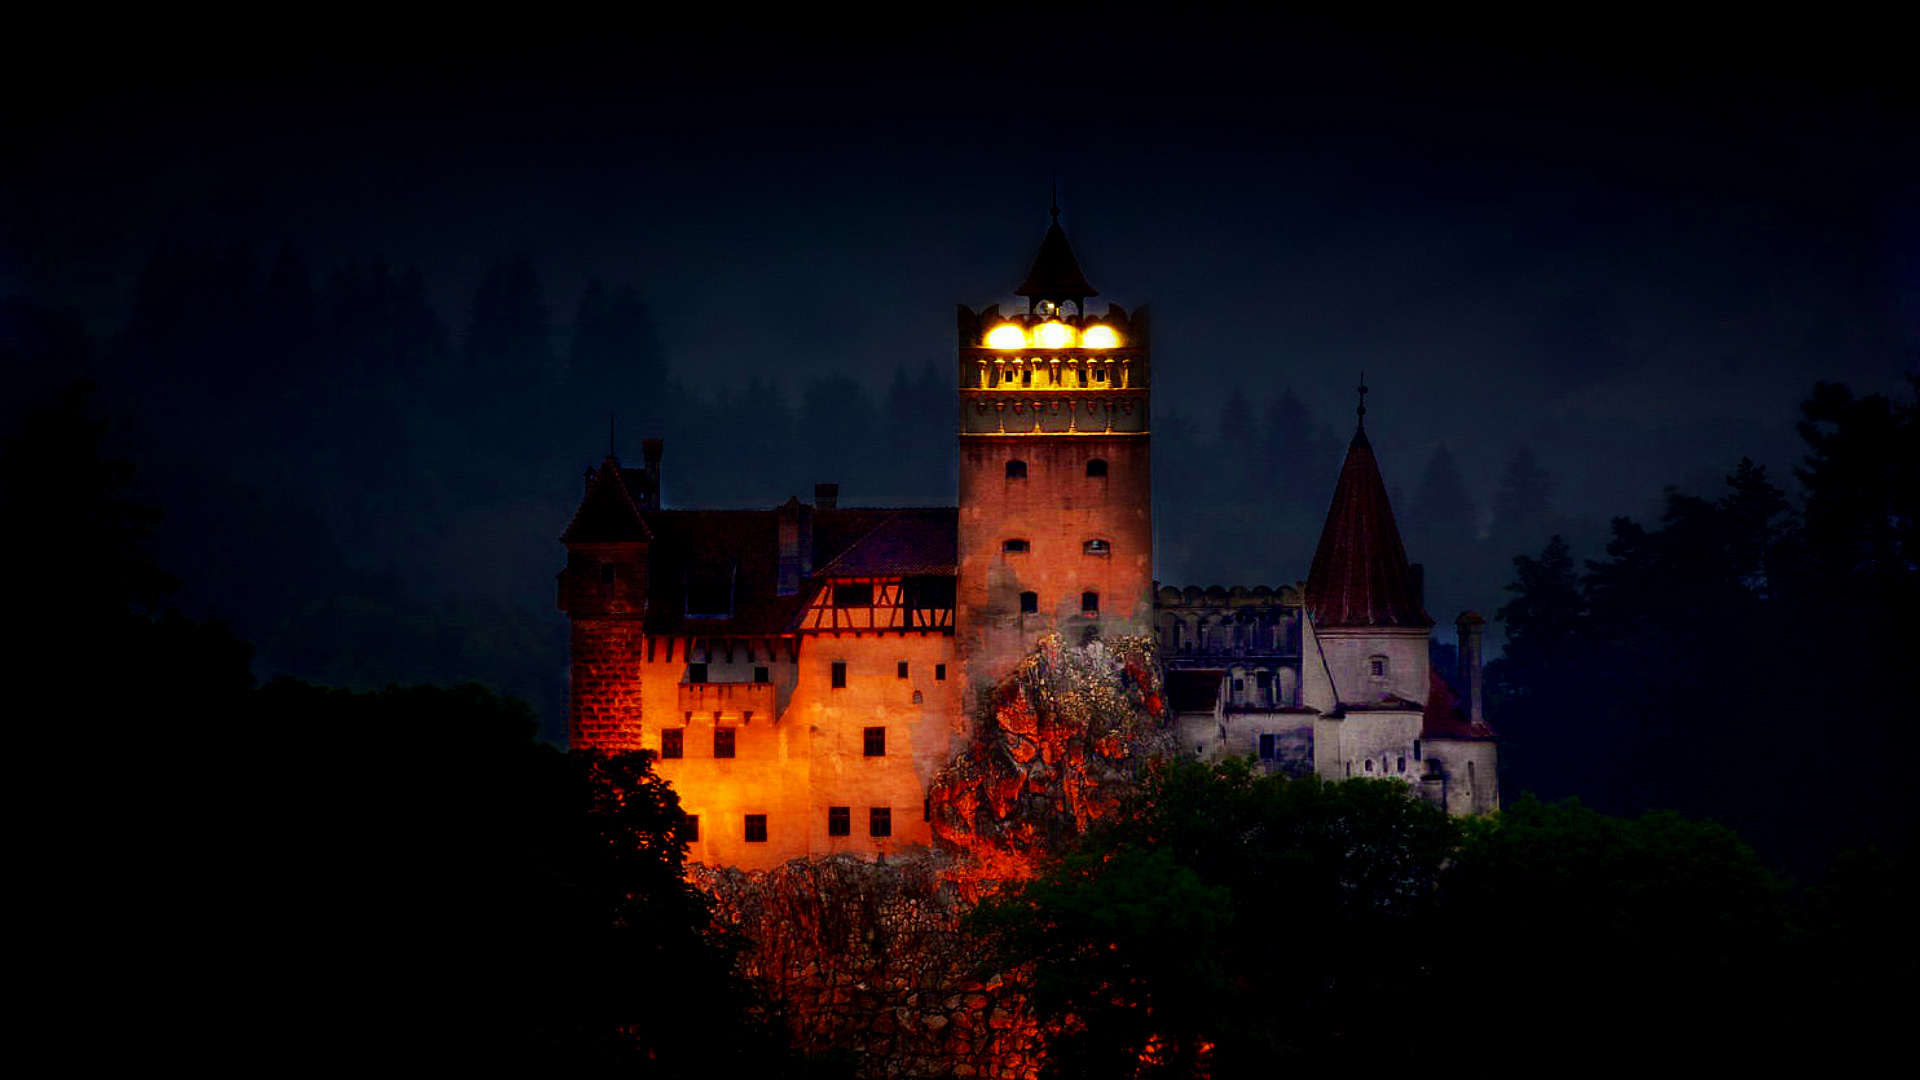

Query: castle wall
<box><xmin>1313</xmin><ymin>625</ymin><xmax>1430</xmax><ymax>707</ymax></box>
<box><xmin>642</xmin><ymin>637</ymin><xmax>802</xmax><ymax>871</ymax></box>
<box><xmin>956</xmin><ymin>434</ymin><xmax>1152</xmax><ymax>711</ymax></box>
<box><xmin>1423</xmin><ymin>737</ymin><xmax>1500</xmax><ymax>815</ymax></box>
<box><xmin>792</xmin><ymin>633</ymin><xmax>961</xmax><ymax>859</ymax></box>
<box><xmin>1316</xmin><ymin>710</ymin><xmax>1426</xmax><ymax>783</ymax></box>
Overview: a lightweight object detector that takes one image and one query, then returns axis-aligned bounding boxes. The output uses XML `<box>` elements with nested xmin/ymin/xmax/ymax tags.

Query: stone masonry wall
<box><xmin>568</xmin><ymin>618</ymin><xmax>646</xmax><ymax>751</ymax></box>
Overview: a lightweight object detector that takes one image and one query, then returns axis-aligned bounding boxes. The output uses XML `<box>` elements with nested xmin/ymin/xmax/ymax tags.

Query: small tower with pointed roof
<box><xmin>558</xmin><ymin>452</ymin><xmax>655</xmax><ymax>750</ymax></box>
<box><xmin>954</xmin><ymin>208</ymin><xmax>1154</xmax><ymax>700</ymax></box>
<box><xmin>1299</xmin><ymin>383</ymin><xmax>1438</xmax><ymax>786</ymax></box>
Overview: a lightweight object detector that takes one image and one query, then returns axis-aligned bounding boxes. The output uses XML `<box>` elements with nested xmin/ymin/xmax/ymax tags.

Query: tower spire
<box><xmin>1356</xmin><ymin>373</ymin><xmax>1369</xmax><ymax>429</ymax></box>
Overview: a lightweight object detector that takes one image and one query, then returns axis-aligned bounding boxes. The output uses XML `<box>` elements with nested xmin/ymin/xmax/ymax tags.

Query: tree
<box><xmin>1796</xmin><ymin>377</ymin><xmax>1917</xmax><ymax>597</ymax></box>
<box><xmin>971</xmin><ymin>761</ymin><xmax>1460</xmax><ymax>1077</ymax></box>
<box><xmin>1489</xmin><ymin>445</ymin><xmax>1553</xmax><ymax>552</ymax></box>
<box><xmin>1444</xmin><ymin>795</ymin><xmax>1789</xmax><ymax>1073</ymax></box>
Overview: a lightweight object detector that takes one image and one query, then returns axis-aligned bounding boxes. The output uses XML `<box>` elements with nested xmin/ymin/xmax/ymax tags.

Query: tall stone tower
<box><xmin>955</xmin><ymin>211</ymin><xmax>1153</xmax><ymax>705</ymax></box>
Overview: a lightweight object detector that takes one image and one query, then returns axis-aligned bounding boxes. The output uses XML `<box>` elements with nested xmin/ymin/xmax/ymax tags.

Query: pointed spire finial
<box><xmin>1050</xmin><ymin>177</ymin><xmax>1059</xmax><ymax>223</ymax></box>
<box><xmin>1357</xmin><ymin>373</ymin><xmax>1369</xmax><ymax>428</ymax></box>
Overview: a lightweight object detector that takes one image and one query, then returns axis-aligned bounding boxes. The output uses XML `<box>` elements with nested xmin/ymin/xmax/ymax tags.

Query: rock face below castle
<box><xmin>557</xmin><ymin>216</ymin><xmax>1497</xmax><ymax>872</ymax></box>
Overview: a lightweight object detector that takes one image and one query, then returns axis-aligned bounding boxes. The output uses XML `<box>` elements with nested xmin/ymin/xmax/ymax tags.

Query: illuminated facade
<box><xmin>558</xmin><ymin>215</ymin><xmax>1496</xmax><ymax>871</ymax></box>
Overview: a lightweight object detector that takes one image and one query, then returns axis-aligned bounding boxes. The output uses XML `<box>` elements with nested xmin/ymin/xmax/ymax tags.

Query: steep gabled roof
<box><xmin>1304</xmin><ymin>428</ymin><xmax>1432</xmax><ymax>628</ymax></box>
<box><xmin>560</xmin><ymin>455</ymin><xmax>653</xmax><ymax>544</ymax></box>
<box><xmin>812</xmin><ymin>508</ymin><xmax>959</xmax><ymax>579</ymax></box>
<box><xmin>1016</xmin><ymin>218</ymin><xmax>1098</xmax><ymax>299</ymax></box>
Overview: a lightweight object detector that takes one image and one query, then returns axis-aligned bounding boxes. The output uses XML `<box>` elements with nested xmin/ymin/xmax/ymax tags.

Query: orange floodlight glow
<box><xmin>1081</xmin><ymin>325</ymin><xmax>1120</xmax><ymax>349</ymax></box>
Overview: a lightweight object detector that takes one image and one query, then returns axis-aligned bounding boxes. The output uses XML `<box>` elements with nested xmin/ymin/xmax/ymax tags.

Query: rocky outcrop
<box><xmin>930</xmin><ymin>633</ymin><xmax>1173</xmax><ymax>898</ymax></box>
<box><xmin>696</xmin><ymin>853</ymin><xmax>1040</xmax><ymax>1079</ymax></box>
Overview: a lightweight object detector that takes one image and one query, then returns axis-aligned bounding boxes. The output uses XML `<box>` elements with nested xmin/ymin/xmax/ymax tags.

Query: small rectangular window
<box><xmin>935</xmin><ymin>663</ymin><xmax>946</xmax><ymax>681</ymax></box>
<box><xmin>864</xmin><ymin>727</ymin><xmax>886</xmax><ymax>757</ymax></box>
<box><xmin>1003</xmin><ymin>538</ymin><xmax>1030</xmax><ymax>553</ymax></box>
<box><xmin>1232</xmin><ymin>678</ymin><xmax>1245</xmax><ymax>692</ymax></box>
<box><xmin>744</xmin><ymin>814</ymin><xmax>767</xmax><ymax>843</ymax></box>
<box><xmin>684</xmin><ymin>813</ymin><xmax>699</xmax><ymax>841</ymax></box>
<box><xmin>1259</xmin><ymin>733</ymin><xmax>1277</xmax><ymax>760</ymax></box>
<box><xmin>831</xmin><ymin>661</ymin><xmax>847</xmax><ymax>688</ymax></box>
<box><xmin>1081</xmin><ymin>591</ymin><xmax>1099</xmax><ymax>614</ymax></box>
<box><xmin>753</xmin><ymin>666</ymin><xmax>769</xmax><ymax>683</ymax></box>
<box><xmin>897</xmin><ymin>661</ymin><xmax>909</xmax><ymax>679</ymax></box>
<box><xmin>687</xmin><ymin>663</ymin><xmax>708</xmax><ymax>684</ymax></box>
<box><xmin>827</xmin><ymin>806</ymin><xmax>850</xmax><ymax>837</ymax></box>
<box><xmin>1006</xmin><ymin>460</ymin><xmax>1027</xmax><ymax>479</ymax></box>
<box><xmin>714</xmin><ymin>728</ymin><xmax>736</xmax><ymax>758</ymax></box>
<box><xmin>869</xmin><ymin>807</ymin><xmax>892</xmax><ymax>838</ymax></box>
<box><xmin>1083</xmin><ymin>539</ymin><xmax>1110</xmax><ymax>555</ymax></box>
<box><xmin>1020</xmin><ymin>591</ymin><xmax>1038</xmax><ymax>614</ymax></box>
<box><xmin>661</xmin><ymin>728</ymin><xmax>683</xmax><ymax>759</ymax></box>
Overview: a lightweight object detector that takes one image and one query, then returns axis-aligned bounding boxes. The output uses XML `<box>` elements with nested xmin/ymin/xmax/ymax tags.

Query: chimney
<box><xmin>1456</xmin><ymin>611</ymin><xmax>1485</xmax><ymax>723</ymax></box>
<box><xmin>637</xmin><ymin>438</ymin><xmax>664</xmax><ymax>510</ymax></box>
<box><xmin>777</xmin><ymin>496</ymin><xmax>813</xmax><ymax>596</ymax></box>
<box><xmin>814</xmin><ymin>482</ymin><xmax>839</xmax><ymax>509</ymax></box>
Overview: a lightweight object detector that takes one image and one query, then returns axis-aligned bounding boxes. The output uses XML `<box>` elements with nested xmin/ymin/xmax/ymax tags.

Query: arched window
<box><xmin>1006</xmin><ymin>459</ymin><xmax>1027</xmax><ymax>479</ymax></box>
<box><xmin>1083</xmin><ymin>538</ymin><xmax>1110</xmax><ymax>556</ymax></box>
<box><xmin>1086</xmin><ymin>458</ymin><xmax>1108</xmax><ymax>478</ymax></box>
<box><xmin>1081</xmin><ymin>591</ymin><xmax>1099</xmax><ymax>614</ymax></box>
<box><xmin>1002</xmin><ymin>538</ymin><xmax>1030</xmax><ymax>553</ymax></box>
<box><xmin>1364</xmin><ymin>759</ymin><xmax>1373</xmax><ymax>772</ymax></box>
<box><xmin>1019</xmin><ymin>591</ymin><xmax>1038</xmax><ymax>614</ymax></box>
<box><xmin>1397</xmin><ymin>756</ymin><xmax>1406</xmax><ymax>773</ymax></box>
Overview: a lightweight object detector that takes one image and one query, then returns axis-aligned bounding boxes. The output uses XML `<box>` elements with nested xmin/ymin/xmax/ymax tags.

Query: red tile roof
<box><xmin>1304</xmin><ymin>428</ymin><xmax>1432</xmax><ymax>628</ymax></box>
<box><xmin>1422</xmin><ymin>667</ymin><xmax>1497</xmax><ymax>741</ymax></box>
<box><xmin>813</xmin><ymin>508</ymin><xmax>959</xmax><ymax>578</ymax></box>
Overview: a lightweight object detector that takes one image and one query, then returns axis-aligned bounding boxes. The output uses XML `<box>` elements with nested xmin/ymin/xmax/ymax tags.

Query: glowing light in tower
<box><xmin>1033</xmin><ymin>321</ymin><xmax>1075</xmax><ymax>349</ymax></box>
<box><xmin>1081</xmin><ymin>325</ymin><xmax>1119</xmax><ymax>349</ymax></box>
<box><xmin>986</xmin><ymin>324</ymin><xmax>1027</xmax><ymax>349</ymax></box>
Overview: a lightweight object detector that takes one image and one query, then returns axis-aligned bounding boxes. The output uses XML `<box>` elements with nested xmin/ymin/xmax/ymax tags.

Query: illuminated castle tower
<box><xmin>954</xmin><ymin>209</ymin><xmax>1154</xmax><ymax>704</ymax></box>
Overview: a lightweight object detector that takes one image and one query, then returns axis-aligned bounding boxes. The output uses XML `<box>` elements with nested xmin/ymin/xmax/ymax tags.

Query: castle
<box><xmin>558</xmin><ymin>213</ymin><xmax>1497</xmax><ymax>871</ymax></box>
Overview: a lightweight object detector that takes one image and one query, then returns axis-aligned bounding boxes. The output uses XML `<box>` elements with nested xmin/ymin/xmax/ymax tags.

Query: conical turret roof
<box><xmin>1016</xmin><ymin>216</ymin><xmax>1097</xmax><ymax>300</ymax></box>
<box><xmin>1304</xmin><ymin>428</ymin><xmax>1432</xmax><ymax>628</ymax></box>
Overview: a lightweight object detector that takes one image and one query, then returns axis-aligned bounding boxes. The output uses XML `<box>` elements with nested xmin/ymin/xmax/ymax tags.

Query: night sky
<box><xmin>5</xmin><ymin>19</ymin><xmax>1914</xmax><ymax>739</ymax></box>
